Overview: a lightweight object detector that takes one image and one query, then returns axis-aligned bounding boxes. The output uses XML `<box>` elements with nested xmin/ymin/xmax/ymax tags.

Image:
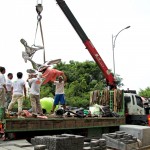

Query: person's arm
<box><xmin>3</xmin><ymin>84</ymin><xmax>7</xmax><ymax>93</ymax></box>
<box><xmin>11</xmin><ymin>86</ymin><xmax>13</xmax><ymax>95</ymax></box>
<box><xmin>62</xmin><ymin>74</ymin><xmax>67</xmax><ymax>83</ymax></box>
<box><xmin>23</xmin><ymin>85</ymin><xmax>27</xmax><ymax>99</ymax></box>
<box><xmin>39</xmin><ymin>77</ymin><xmax>46</xmax><ymax>85</ymax></box>
<box><xmin>2</xmin><ymin>76</ymin><xmax>7</xmax><ymax>92</ymax></box>
<box><xmin>53</xmin><ymin>81</ymin><xmax>57</xmax><ymax>85</ymax></box>
<box><xmin>27</xmin><ymin>78</ymin><xmax>33</xmax><ymax>88</ymax></box>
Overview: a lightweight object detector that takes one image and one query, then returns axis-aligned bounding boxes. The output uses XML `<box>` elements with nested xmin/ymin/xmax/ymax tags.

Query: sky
<box><xmin>0</xmin><ymin>0</ymin><xmax>150</xmax><ymax>92</ymax></box>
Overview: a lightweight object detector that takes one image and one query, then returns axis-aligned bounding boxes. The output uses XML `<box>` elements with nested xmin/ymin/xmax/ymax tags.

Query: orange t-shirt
<box><xmin>42</xmin><ymin>67</ymin><xmax>63</xmax><ymax>85</ymax></box>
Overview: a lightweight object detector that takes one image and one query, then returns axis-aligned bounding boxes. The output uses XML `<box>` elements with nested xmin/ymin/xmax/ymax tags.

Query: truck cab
<box><xmin>124</xmin><ymin>93</ymin><xmax>145</xmax><ymax>115</ymax></box>
<box><xmin>124</xmin><ymin>92</ymin><xmax>147</xmax><ymax>125</ymax></box>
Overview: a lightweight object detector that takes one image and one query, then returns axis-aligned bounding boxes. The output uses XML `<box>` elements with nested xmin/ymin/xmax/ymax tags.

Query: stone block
<box><xmin>120</xmin><ymin>125</ymin><xmax>150</xmax><ymax>147</ymax></box>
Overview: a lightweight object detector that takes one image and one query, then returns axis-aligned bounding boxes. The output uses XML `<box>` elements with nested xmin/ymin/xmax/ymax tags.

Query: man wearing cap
<box><xmin>27</xmin><ymin>72</ymin><xmax>43</xmax><ymax>116</ymax></box>
<box><xmin>51</xmin><ymin>74</ymin><xmax>67</xmax><ymax>113</ymax></box>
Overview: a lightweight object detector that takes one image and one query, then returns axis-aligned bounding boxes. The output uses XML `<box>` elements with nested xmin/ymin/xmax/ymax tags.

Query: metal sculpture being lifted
<box><xmin>20</xmin><ymin>1</ymin><xmax>64</xmax><ymax>84</ymax></box>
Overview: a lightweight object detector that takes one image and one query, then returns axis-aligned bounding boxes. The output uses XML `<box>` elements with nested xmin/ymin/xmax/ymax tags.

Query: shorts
<box><xmin>54</xmin><ymin>94</ymin><xmax>65</xmax><ymax>105</ymax></box>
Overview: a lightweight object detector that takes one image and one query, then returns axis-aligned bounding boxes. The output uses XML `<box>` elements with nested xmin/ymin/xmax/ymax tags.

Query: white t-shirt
<box><xmin>6</xmin><ymin>78</ymin><xmax>13</xmax><ymax>91</ymax></box>
<box><xmin>13</xmin><ymin>79</ymin><xmax>25</xmax><ymax>95</ymax></box>
<box><xmin>0</xmin><ymin>73</ymin><xmax>6</xmax><ymax>89</ymax></box>
<box><xmin>28</xmin><ymin>78</ymin><xmax>42</xmax><ymax>95</ymax></box>
<box><xmin>54</xmin><ymin>81</ymin><xmax>64</xmax><ymax>94</ymax></box>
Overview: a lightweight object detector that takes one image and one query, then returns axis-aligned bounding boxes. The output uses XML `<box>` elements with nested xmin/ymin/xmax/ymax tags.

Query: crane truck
<box><xmin>55</xmin><ymin>0</ymin><xmax>150</xmax><ymax>125</ymax></box>
<box><xmin>0</xmin><ymin>0</ymin><xmax>149</xmax><ymax>140</ymax></box>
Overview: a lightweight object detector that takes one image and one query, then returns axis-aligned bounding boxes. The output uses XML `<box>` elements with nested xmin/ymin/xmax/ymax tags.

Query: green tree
<box><xmin>40</xmin><ymin>60</ymin><xmax>123</xmax><ymax>108</ymax></box>
<box><xmin>139</xmin><ymin>87</ymin><xmax>150</xmax><ymax>98</ymax></box>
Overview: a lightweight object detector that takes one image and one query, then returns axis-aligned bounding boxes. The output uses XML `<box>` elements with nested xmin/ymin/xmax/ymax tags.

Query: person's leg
<box><xmin>17</xmin><ymin>95</ymin><xmax>24</xmax><ymax>117</ymax></box>
<box><xmin>6</xmin><ymin>91</ymin><xmax>11</xmax><ymax>109</ymax></box>
<box><xmin>51</xmin><ymin>105</ymin><xmax>56</xmax><ymax>113</ymax></box>
<box><xmin>51</xmin><ymin>94</ymin><xmax>59</xmax><ymax>113</ymax></box>
<box><xmin>60</xmin><ymin>94</ymin><xmax>66</xmax><ymax>110</ymax></box>
<box><xmin>62</xmin><ymin>104</ymin><xmax>66</xmax><ymax>110</ymax></box>
<box><xmin>36</xmin><ymin>95</ymin><xmax>43</xmax><ymax>115</ymax></box>
<box><xmin>30</xmin><ymin>94</ymin><xmax>37</xmax><ymax>114</ymax></box>
<box><xmin>0</xmin><ymin>89</ymin><xmax>3</xmax><ymax>108</ymax></box>
<box><xmin>0</xmin><ymin>88</ymin><xmax>6</xmax><ymax>108</ymax></box>
<box><xmin>8</xmin><ymin>95</ymin><xmax>17</xmax><ymax>111</ymax></box>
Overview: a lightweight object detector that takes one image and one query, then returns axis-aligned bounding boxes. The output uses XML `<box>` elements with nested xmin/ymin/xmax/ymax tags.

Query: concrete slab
<box><xmin>120</xmin><ymin>125</ymin><xmax>150</xmax><ymax>147</ymax></box>
<box><xmin>1</xmin><ymin>145</ymin><xmax>24</xmax><ymax>150</ymax></box>
<box><xmin>0</xmin><ymin>139</ymin><xmax>34</xmax><ymax>149</ymax></box>
<box><xmin>14</xmin><ymin>140</ymin><xmax>32</xmax><ymax>147</ymax></box>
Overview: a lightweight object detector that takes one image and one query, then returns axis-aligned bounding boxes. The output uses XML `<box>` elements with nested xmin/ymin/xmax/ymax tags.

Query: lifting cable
<box><xmin>34</xmin><ymin>0</ymin><xmax>46</xmax><ymax>63</ymax></box>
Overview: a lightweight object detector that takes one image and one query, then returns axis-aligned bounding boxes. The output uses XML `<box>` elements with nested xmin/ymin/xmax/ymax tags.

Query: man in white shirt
<box><xmin>27</xmin><ymin>73</ymin><xmax>43</xmax><ymax>116</ymax></box>
<box><xmin>0</xmin><ymin>67</ymin><xmax>7</xmax><ymax>108</ymax></box>
<box><xmin>51</xmin><ymin>74</ymin><xmax>67</xmax><ymax>113</ymax></box>
<box><xmin>8</xmin><ymin>72</ymin><xmax>26</xmax><ymax>118</ymax></box>
<box><xmin>6</xmin><ymin>73</ymin><xmax>13</xmax><ymax>108</ymax></box>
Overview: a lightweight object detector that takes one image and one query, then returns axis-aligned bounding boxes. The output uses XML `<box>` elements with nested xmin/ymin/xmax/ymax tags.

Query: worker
<box><xmin>5</xmin><ymin>73</ymin><xmax>13</xmax><ymax>108</ymax></box>
<box><xmin>0</xmin><ymin>67</ymin><xmax>7</xmax><ymax>108</ymax></box>
<box><xmin>27</xmin><ymin>72</ymin><xmax>43</xmax><ymax>116</ymax></box>
<box><xmin>8</xmin><ymin>72</ymin><xmax>26</xmax><ymax>118</ymax></box>
<box><xmin>51</xmin><ymin>74</ymin><xmax>67</xmax><ymax>114</ymax></box>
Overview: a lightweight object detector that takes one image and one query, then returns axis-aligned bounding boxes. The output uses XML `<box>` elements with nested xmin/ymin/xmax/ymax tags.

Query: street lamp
<box><xmin>112</xmin><ymin>26</ymin><xmax>130</xmax><ymax>77</ymax></box>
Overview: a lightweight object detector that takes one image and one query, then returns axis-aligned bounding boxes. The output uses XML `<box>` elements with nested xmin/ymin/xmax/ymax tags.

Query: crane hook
<box><xmin>36</xmin><ymin>4</ymin><xmax>43</xmax><ymax>15</ymax></box>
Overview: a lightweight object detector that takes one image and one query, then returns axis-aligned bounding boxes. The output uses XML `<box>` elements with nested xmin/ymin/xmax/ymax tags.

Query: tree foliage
<box><xmin>138</xmin><ymin>87</ymin><xmax>150</xmax><ymax>98</ymax></box>
<box><xmin>40</xmin><ymin>60</ymin><xmax>123</xmax><ymax>108</ymax></box>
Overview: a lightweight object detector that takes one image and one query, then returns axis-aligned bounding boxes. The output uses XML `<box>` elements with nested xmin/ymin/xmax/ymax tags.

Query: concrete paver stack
<box><xmin>31</xmin><ymin>134</ymin><xmax>84</xmax><ymax>150</ymax></box>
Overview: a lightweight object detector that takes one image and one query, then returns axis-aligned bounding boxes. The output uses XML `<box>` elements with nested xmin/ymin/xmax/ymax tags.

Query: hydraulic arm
<box><xmin>56</xmin><ymin>0</ymin><xmax>116</xmax><ymax>88</ymax></box>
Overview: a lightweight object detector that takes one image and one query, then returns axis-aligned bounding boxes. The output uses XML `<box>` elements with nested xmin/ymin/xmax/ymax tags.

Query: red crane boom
<box><xmin>56</xmin><ymin>0</ymin><xmax>116</xmax><ymax>88</ymax></box>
